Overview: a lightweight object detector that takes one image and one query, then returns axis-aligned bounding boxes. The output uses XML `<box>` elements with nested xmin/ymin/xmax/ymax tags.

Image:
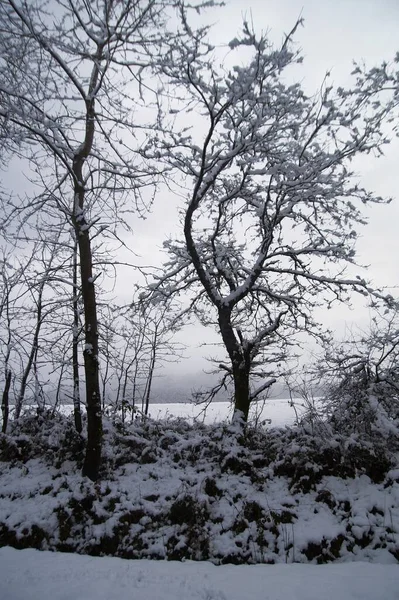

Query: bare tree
<box><xmin>14</xmin><ymin>245</ymin><xmax>59</xmax><ymax>419</ymax></box>
<box><xmin>107</xmin><ymin>306</ymin><xmax>148</xmax><ymax>421</ymax></box>
<box><xmin>136</xmin><ymin>297</ymin><xmax>185</xmax><ymax>416</ymax></box>
<box><xmin>150</xmin><ymin>20</ymin><xmax>397</xmax><ymax>425</ymax></box>
<box><xmin>0</xmin><ymin>0</ymin><xmax>213</xmax><ymax>478</ymax></box>
<box><xmin>98</xmin><ymin>296</ymin><xmax>184</xmax><ymax>421</ymax></box>
<box><xmin>0</xmin><ymin>249</ymin><xmax>22</xmax><ymax>432</ymax></box>
<box><xmin>0</xmin><ymin>235</ymin><xmax>73</xmax><ymax>426</ymax></box>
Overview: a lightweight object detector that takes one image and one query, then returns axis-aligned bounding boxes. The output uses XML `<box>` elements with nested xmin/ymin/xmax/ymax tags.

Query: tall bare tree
<box><xmin>97</xmin><ymin>295</ymin><xmax>184</xmax><ymax>421</ymax></box>
<box><xmin>0</xmin><ymin>0</ymin><xmax>213</xmax><ymax>478</ymax></box>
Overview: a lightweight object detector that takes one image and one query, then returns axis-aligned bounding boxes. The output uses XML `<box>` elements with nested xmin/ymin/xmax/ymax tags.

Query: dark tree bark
<box><xmin>1</xmin><ymin>369</ymin><xmax>11</xmax><ymax>434</ymax></box>
<box><xmin>232</xmin><ymin>364</ymin><xmax>251</xmax><ymax>424</ymax></box>
<box><xmin>144</xmin><ymin>333</ymin><xmax>157</xmax><ymax>417</ymax></box>
<box><xmin>73</xmin><ymin>207</ymin><xmax>102</xmax><ymax>480</ymax></box>
<box><xmin>72</xmin><ymin>239</ymin><xmax>82</xmax><ymax>434</ymax></box>
<box><xmin>72</xmin><ymin>174</ymin><xmax>102</xmax><ymax>480</ymax></box>
<box><xmin>69</xmin><ymin>40</ymin><xmax>105</xmax><ymax>480</ymax></box>
<box><xmin>218</xmin><ymin>308</ymin><xmax>251</xmax><ymax>423</ymax></box>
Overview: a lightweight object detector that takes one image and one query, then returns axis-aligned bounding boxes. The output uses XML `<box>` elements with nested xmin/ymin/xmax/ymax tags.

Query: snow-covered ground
<box><xmin>1</xmin><ymin>402</ymin><xmax>398</xmax><ymax>598</ymax></box>
<box><xmin>1</xmin><ymin>414</ymin><xmax>398</xmax><ymax>565</ymax></box>
<box><xmin>146</xmin><ymin>398</ymin><xmax>304</xmax><ymax>426</ymax></box>
<box><xmin>4</xmin><ymin>397</ymin><xmax>306</xmax><ymax>429</ymax></box>
<box><xmin>1</xmin><ymin>546</ymin><xmax>398</xmax><ymax>600</ymax></box>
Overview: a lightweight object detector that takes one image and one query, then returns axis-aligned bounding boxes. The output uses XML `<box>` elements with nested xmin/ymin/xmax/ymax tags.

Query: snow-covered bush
<box><xmin>0</xmin><ymin>410</ymin><xmax>85</xmax><ymax>466</ymax></box>
<box><xmin>302</xmin><ymin>308</ymin><xmax>399</xmax><ymax>448</ymax></box>
<box><xmin>1</xmin><ymin>412</ymin><xmax>398</xmax><ymax>564</ymax></box>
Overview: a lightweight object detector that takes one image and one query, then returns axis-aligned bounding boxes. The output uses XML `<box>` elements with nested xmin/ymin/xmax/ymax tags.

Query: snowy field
<box><xmin>146</xmin><ymin>398</ymin><xmax>304</xmax><ymax>426</ymax></box>
<box><xmin>1</xmin><ymin>546</ymin><xmax>398</xmax><ymax>600</ymax></box>
<box><xmin>5</xmin><ymin>398</ymin><xmax>305</xmax><ymax>428</ymax></box>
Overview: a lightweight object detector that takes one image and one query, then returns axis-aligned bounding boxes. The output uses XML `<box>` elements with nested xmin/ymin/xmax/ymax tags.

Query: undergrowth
<box><xmin>0</xmin><ymin>411</ymin><xmax>398</xmax><ymax>564</ymax></box>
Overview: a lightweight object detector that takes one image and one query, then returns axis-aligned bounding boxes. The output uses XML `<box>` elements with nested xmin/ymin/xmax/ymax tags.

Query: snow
<box><xmin>1</xmin><ymin>400</ymin><xmax>398</xmax><ymax>596</ymax></box>
<box><xmin>1</xmin><ymin>413</ymin><xmax>398</xmax><ymax>565</ymax></box>
<box><xmin>134</xmin><ymin>398</ymin><xmax>304</xmax><ymax>426</ymax></box>
<box><xmin>0</xmin><ymin>546</ymin><xmax>398</xmax><ymax>600</ymax></box>
<box><xmin>49</xmin><ymin>398</ymin><xmax>303</xmax><ymax>427</ymax></box>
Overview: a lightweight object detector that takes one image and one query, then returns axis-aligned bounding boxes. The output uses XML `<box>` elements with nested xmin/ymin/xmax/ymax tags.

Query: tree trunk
<box><xmin>33</xmin><ymin>346</ymin><xmax>45</xmax><ymax>413</ymax></box>
<box><xmin>73</xmin><ymin>175</ymin><xmax>102</xmax><ymax>480</ymax></box>
<box><xmin>116</xmin><ymin>340</ymin><xmax>131</xmax><ymax>421</ymax></box>
<box><xmin>1</xmin><ymin>370</ymin><xmax>11</xmax><ymax>434</ymax></box>
<box><xmin>73</xmin><ymin>209</ymin><xmax>102</xmax><ymax>480</ymax></box>
<box><xmin>53</xmin><ymin>361</ymin><xmax>64</xmax><ymax>415</ymax></box>
<box><xmin>72</xmin><ymin>59</ymin><xmax>103</xmax><ymax>480</ymax></box>
<box><xmin>144</xmin><ymin>341</ymin><xmax>157</xmax><ymax>417</ymax></box>
<box><xmin>232</xmin><ymin>363</ymin><xmax>251</xmax><ymax>424</ymax></box>
<box><xmin>101</xmin><ymin>330</ymin><xmax>111</xmax><ymax>412</ymax></box>
<box><xmin>131</xmin><ymin>361</ymin><xmax>139</xmax><ymax>422</ymax></box>
<box><xmin>2</xmin><ymin>280</ymin><xmax>12</xmax><ymax>433</ymax></box>
<box><xmin>218</xmin><ymin>308</ymin><xmax>251</xmax><ymax>424</ymax></box>
<box><xmin>72</xmin><ymin>239</ymin><xmax>82</xmax><ymax>434</ymax></box>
